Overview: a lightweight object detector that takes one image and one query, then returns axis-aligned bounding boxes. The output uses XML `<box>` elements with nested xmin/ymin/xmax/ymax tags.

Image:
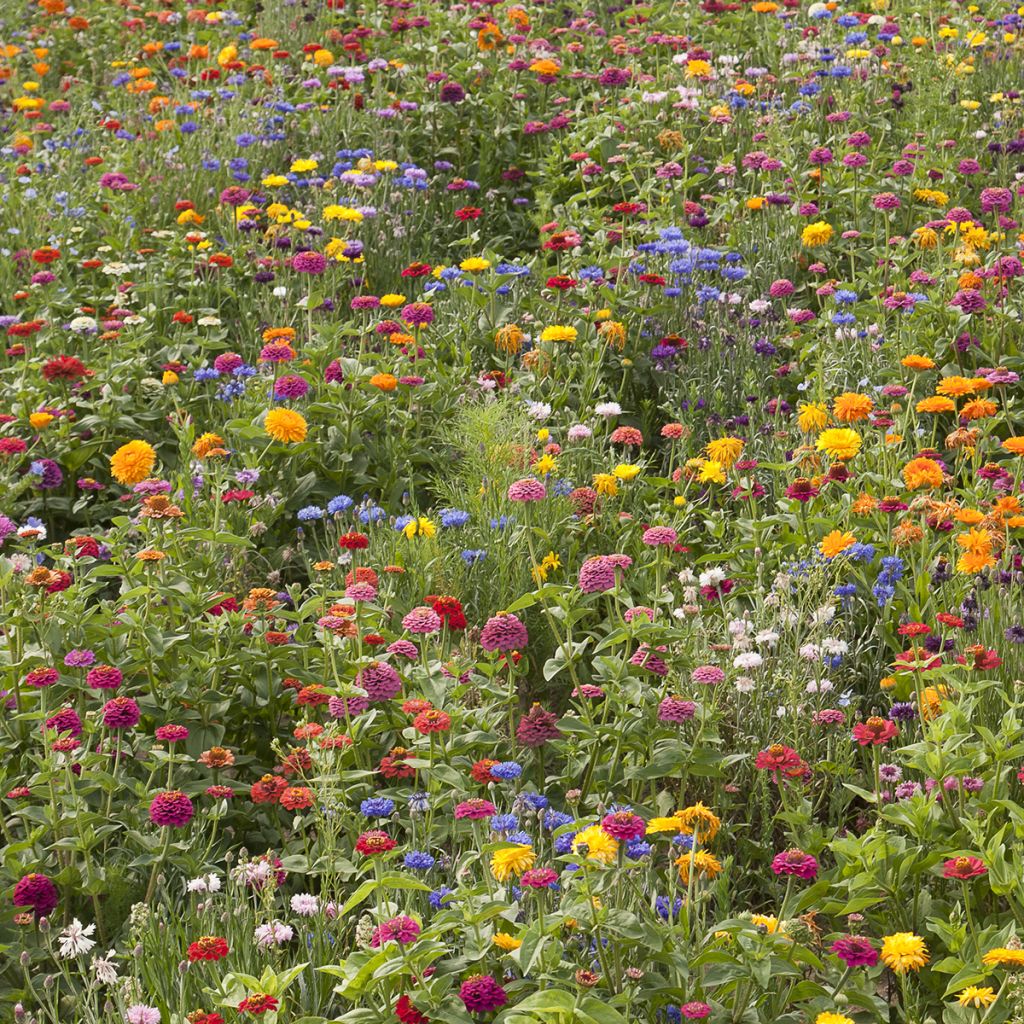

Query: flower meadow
<box><xmin>7</xmin><ymin>2</ymin><xmax>1024</xmax><ymax>1024</ymax></box>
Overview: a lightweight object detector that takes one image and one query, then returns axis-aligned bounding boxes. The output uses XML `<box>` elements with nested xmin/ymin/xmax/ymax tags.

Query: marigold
<box><xmin>264</xmin><ymin>408</ymin><xmax>307</xmax><ymax>444</ymax></box>
<box><xmin>110</xmin><ymin>440</ymin><xmax>156</xmax><ymax>485</ymax></box>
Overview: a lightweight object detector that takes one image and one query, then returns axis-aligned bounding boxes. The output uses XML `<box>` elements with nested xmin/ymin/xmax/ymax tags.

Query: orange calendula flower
<box><xmin>820</xmin><ymin>530</ymin><xmax>856</xmax><ymax>558</ymax></box>
<box><xmin>110</xmin><ymin>439</ymin><xmax>157</xmax><ymax>485</ymax></box>
<box><xmin>832</xmin><ymin>392</ymin><xmax>873</xmax><ymax>423</ymax></box>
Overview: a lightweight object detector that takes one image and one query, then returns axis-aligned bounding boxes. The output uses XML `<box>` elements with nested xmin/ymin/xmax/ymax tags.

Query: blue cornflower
<box><xmin>404</xmin><ymin>851</ymin><xmax>435</xmax><ymax>871</ymax></box>
<box><xmin>490</xmin><ymin>761</ymin><xmax>522</xmax><ymax>780</ymax></box>
<box><xmin>327</xmin><ymin>494</ymin><xmax>353</xmax><ymax>514</ymax></box>
<box><xmin>461</xmin><ymin>549</ymin><xmax>487</xmax><ymax>565</ymax></box>
<box><xmin>297</xmin><ymin>506</ymin><xmax>324</xmax><ymax>522</ymax></box>
<box><xmin>429</xmin><ymin>887</ymin><xmax>455</xmax><ymax>909</ymax></box>
<box><xmin>360</xmin><ymin>797</ymin><xmax>395</xmax><ymax>818</ymax></box>
<box><xmin>489</xmin><ymin>814</ymin><xmax>519</xmax><ymax>833</ymax></box>
<box><xmin>439</xmin><ymin>508</ymin><xmax>471</xmax><ymax>528</ymax></box>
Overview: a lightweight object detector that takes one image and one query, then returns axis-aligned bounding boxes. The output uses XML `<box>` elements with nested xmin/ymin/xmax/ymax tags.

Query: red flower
<box><xmin>430</xmin><ymin>595</ymin><xmax>466</xmax><ymax>630</ymax></box>
<box><xmin>942</xmin><ymin>856</ymin><xmax>986</xmax><ymax>880</ymax></box>
<box><xmin>380</xmin><ymin>747</ymin><xmax>415</xmax><ymax>780</ymax></box>
<box><xmin>338</xmin><ymin>531</ymin><xmax>369</xmax><ymax>550</ymax></box>
<box><xmin>454</xmin><ymin>207</ymin><xmax>482</xmax><ymax>222</ymax></box>
<box><xmin>471</xmin><ymin>759</ymin><xmax>500</xmax><ymax>784</ymax></box>
<box><xmin>32</xmin><ymin>246</ymin><xmax>60</xmax><ymax>264</ymax></box>
<box><xmin>187</xmin><ymin>936</ymin><xmax>229</xmax><ymax>962</ymax></box>
<box><xmin>898</xmin><ymin>622</ymin><xmax>930</xmax><ymax>637</ymax></box>
<box><xmin>238</xmin><ymin>994</ymin><xmax>279</xmax><ymax>1016</ymax></box>
<box><xmin>355</xmin><ymin>829</ymin><xmax>397</xmax><ymax>856</ymax></box>
<box><xmin>401</xmin><ymin>262</ymin><xmax>432</xmax><ymax>277</ymax></box>
<box><xmin>852</xmin><ymin>717</ymin><xmax>899</xmax><ymax>746</ymax></box>
<box><xmin>395</xmin><ymin>994</ymin><xmax>430</xmax><ymax>1023</ymax></box>
<box><xmin>754</xmin><ymin>744</ymin><xmax>802</xmax><ymax>773</ymax></box>
<box><xmin>250</xmin><ymin>774</ymin><xmax>287</xmax><ymax>804</ymax></box>
<box><xmin>936</xmin><ymin>612</ymin><xmax>964</xmax><ymax>628</ymax></box>
<box><xmin>42</xmin><ymin>355</ymin><xmax>89</xmax><ymax>381</ymax></box>
<box><xmin>279</xmin><ymin>786</ymin><xmax>314</xmax><ymax>811</ymax></box>
<box><xmin>413</xmin><ymin>709</ymin><xmax>451</xmax><ymax>734</ymax></box>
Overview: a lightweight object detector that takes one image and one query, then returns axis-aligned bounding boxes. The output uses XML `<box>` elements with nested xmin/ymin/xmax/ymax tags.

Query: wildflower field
<box><xmin>6</xmin><ymin>0</ymin><xmax>1024</xmax><ymax>1021</ymax></box>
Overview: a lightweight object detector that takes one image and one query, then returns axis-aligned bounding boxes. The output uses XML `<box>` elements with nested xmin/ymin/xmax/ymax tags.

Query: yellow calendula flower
<box><xmin>493</xmin><ymin>932</ymin><xmax>523</xmax><ymax>951</ymax></box>
<box><xmin>815</xmin><ymin>1013</ymin><xmax>854</xmax><ymax>1024</ymax></box>
<box><xmin>264</xmin><ymin>408</ymin><xmax>308</xmax><ymax>444</ymax></box>
<box><xmin>613</xmin><ymin>463</ymin><xmax>641</xmax><ymax>482</ymax></box>
<box><xmin>593</xmin><ymin>473</ymin><xmax>618</xmax><ymax>497</ymax></box>
<box><xmin>698</xmin><ymin>460</ymin><xmax>725</xmax><ymax>485</ymax></box>
<box><xmin>261</xmin><ymin>174</ymin><xmax>288</xmax><ymax>187</ymax></box>
<box><xmin>490</xmin><ymin>844</ymin><xmax>536</xmax><ymax>882</ymax></box>
<box><xmin>815</xmin><ymin>428</ymin><xmax>861</xmax><ymax>461</ymax></box>
<box><xmin>534</xmin><ymin>454</ymin><xmax>558</xmax><ymax>476</ymax></box>
<box><xmin>751</xmin><ymin>914</ymin><xmax>779</xmax><ymax>934</ymax></box>
<box><xmin>540</xmin><ymin>325</ymin><xmax>577</xmax><ymax>343</ymax></box>
<box><xmin>676</xmin><ymin>802</ymin><xmax>721</xmax><ymax>842</ymax></box>
<box><xmin>647</xmin><ymin>816</ymin><xmax>688</xmax><ymax>835</ymax></box>
<box><xmin>29</xmin><ymin>412</ymin><xmax>54</xmax><ymax>430</ymax></box>
<box><xmin>290</xmin><ymin>158</ymin><xmax>318</xmax><ymax>173</ymax></box>
<box><xmin>820</xmin><ymin>530</ymin><xmax>856</xmax><ymax>559</ymax></box>
<box><xmin>572</xmin><ymin>824</ymin><xmax>619</xmax><ymax>866</ymax></box>
<box><xmin>706</xmin><ymin>437</ymin><xmax>744</xmax><ymax>467</ymax></box>
<box><xmin>880</xmin><ymin>932</ymin><xmax>929</xmax><ymax>973</ymax></box>
<box><xmin>323</xmin><ymin>205</ymin><xmax>363</xmax><ymax>223</ymax></box>
<box><xmin>460</xmin><ymin>257</ymin><xmax>491</xmax><ymax>272</ymax></box>
<box><xmin>956</xmin><ymin>986</ymin><xmax>997</xmax><ymax>1008</ymax></box>
<box><xmin>797</xmin><ymin>402</ymin><xmax>829</xmax><ymax>433</ymax></box>
<box><xmin>110</xmin><ymin>439</ymin><xmax>157</xmax><ymax>485</ymax></box>
<box><xmin>982</xmin><ymin>947</ymin><xmax>1024</xmax><ymax>967</ymax></box>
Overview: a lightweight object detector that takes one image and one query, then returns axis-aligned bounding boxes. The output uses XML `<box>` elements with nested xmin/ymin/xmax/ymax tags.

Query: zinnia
<box><xmin>110</xmin><ymin>440</ymin><xmax>156</xmax><ymax>485</ymax></box>
<box><xmin>264</xmin><ymin>408</ymin><xmax>307</xmax><ymax>443</ymax></box>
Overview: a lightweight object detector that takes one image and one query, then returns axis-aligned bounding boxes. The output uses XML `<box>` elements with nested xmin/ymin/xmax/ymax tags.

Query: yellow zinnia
<box><xmin>706</xmin><ymin>437</ymin><xmax>744</xmax><ymax>467</ymax></box>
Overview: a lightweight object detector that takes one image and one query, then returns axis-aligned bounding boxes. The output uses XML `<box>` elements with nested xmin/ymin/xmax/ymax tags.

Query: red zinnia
<box><xmin>942</xmin><ymin>855</ymin><xmax>986</xmax><ymax>880</ymax></box>
<box><xmin>355</xmin><ymin>829</ymin><xmax>397</xmax><ymax>856</ymax></box>
<box><xmin>187</xmin><ymin>935</ymin><xmax>229</xmax><ymax>962</ymax></box>
<box><xmin>279</xmin><ymin>786</ymin><xmax>314</xmax><ymax>811</ymax></box>
<box><xmin>852</xmin><ymin>717</ymin><xmax>899</xmax><ymax>746</ymax></box>
<box><xmin>338</xmin><ymin>532</ymin><xmax>369</xmax><ymax>550</ymax></box>
<box><xmin>395</xmin><ymin>994</ymin><xmax>430</xmax><ymax>1023</ymax></box>
<box><xmin>238</xmin><ymin>994</ymin><xmax>279</xmax><ymax>1015</ymax></box>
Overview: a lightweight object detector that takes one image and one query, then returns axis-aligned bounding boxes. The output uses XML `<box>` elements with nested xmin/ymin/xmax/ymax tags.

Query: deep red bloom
<box><xmin>187</xmin><ymin>936</ymin><xmax>229</xmax><ymax>962</ymax></box>
<box><xmin>338</xmin><ymin>531</ymin><xmax>369</xmax><ymax>550</ymax></box>
<box><xmin>238</xmin><ymin>995</ymin><xmax>279</xmax><ymax>1016</ymax></box>
<box><xmin>42</xmin><ymin>356</ymin><xmax>88</xmax><ymax>381</ymax></box>
<box><xmin>395</xmin><ymin>994</ymin><xmax>430</xmax><ymax>1024</ymax></box>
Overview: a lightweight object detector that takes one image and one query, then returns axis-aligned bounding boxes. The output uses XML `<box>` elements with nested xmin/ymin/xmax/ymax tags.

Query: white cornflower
<box><xmin>733</xmin><ymin>651</ymin><xmax>763</xmax><ymax>671</ymax></box>
<box><xmin>58</xmin><ymin>918</ymin><xmax>97</xmax><ymax>958</ymax></box>
<box><xmin>92</xmin><ymin>951</ymin><xmax>119</xmax><ymax>985</ymax></box>
<box><xmin>594</xmin><ymin>401</ymin><xmax>622</xmax><ymax>418</ymax></box>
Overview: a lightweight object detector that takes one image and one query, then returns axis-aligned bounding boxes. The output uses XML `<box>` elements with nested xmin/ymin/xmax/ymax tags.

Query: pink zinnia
<box><xmin>13</xmin><ymin>872</ymin><xmax>58</xmax><ymax>918</ymax></box>
<box><xmin>149</xmin><ymin>790</ymin><xmax>195</xmax><ymax>828</ymax></box>
<box><xmin>292</xmin><ymin>250</ymin><xmax>327</xmax><ymax>274</ymax></box>
<box><xmin>402</xmin><ymin>606</ymin><xmax>442</xmax><ymax>634</ymax></box>
<box><xmin>454</xmin><ymin>798</ymin><xmax>497</xmax><ymax>820</ymax></box>
<box><xmin>507</xmin><ymin>478</ymin><xmax>546</xmax><ymax>502</ymax></box>
<box><xmin>86</xmin><ymin>664</ymin><xmax>122</xmax><ymax>690</ymax></box>
<box><xmin>771</xmin><ymin>848</ymin><xmax>818</xmax><ymax>880</ymax></box>
<box><xmin>642</xmin><ymin>526</ymin><xmax>677</xmax><ymax>546</ymax></box>
<box><xmin>102</xmin><ymin>696</ymin><xmax>141</xmax><ymax>730</ymax></box>
<box><xmin>356</xmin><ymin>661</ymin><xmax>402</xmax><ymax>701</ymax></box>
<box><xmin>459</xmin><ymin>975</ymin><xmax>508</xmax><ymax>1014</ymax></box>
<box><xmin>681</xmin><ymin>1003</ymin><xmax>711</xmax><ymax>1020</ymax></box>
<box><xmin>691</xmin><ymin>665</ymin><xmax>724</xmax><ymax>685</ymax></box>
<box><xmin>480</xmin><ymin>612</ymin><xmax>528</xmax><ymax>652</ymax></box>
<box><xmin>830</xmin><ymin>935</ymin><xmax>879</xmax><ymax>967</ymax></box>
<box><xmin>601</xmin><ymin>811</ymin><xmax>646</xmax><ymax>841</ymax></box>
<box><xmin>578</xmin><ymin>556</ymin><xmax>617</xmax><ymax>594</ymax></box>
<box><xmin>658</xmin><ymin>696</ymin><xmax>696</xmax><ymax>723</ymax></box>
<box><xmin>370</xmin><ymin>915</ymin><xmax>421</xmax><ymax>947</ymax></box>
